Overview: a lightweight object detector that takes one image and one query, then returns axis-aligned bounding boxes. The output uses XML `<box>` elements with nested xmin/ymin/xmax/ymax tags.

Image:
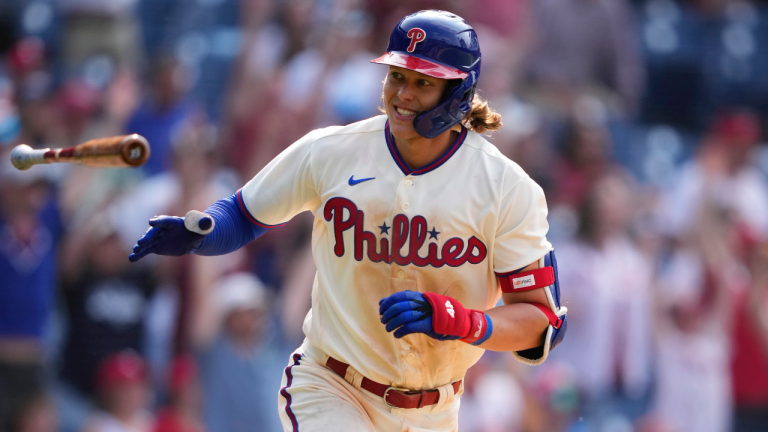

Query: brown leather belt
<box><xmin>326</xmin><ymin>356</ymin><xmax>461</xmax><ymax>409</ymax></box>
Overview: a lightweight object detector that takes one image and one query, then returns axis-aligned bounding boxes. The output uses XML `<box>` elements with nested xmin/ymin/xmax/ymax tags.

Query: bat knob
<box><xmin>184</xmin><ymin>210</ymin><xmax>215</xmax><ymax>235</ymax></box>
<box><xmin>198</xmin><ymin>217</ymin><xmax>213</xmax><ymax>231</ymax></box>
<box><xmin>11</xmin><ymin>144</ymin><xmax>46</xmax><ymax>171</ymax></box>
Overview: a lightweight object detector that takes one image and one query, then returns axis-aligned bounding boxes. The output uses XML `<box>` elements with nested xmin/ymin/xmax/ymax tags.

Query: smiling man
<box><xmin>129</xmin><ymin>10</ymin><xmax>567</xmax><ymax>432</ymax></box>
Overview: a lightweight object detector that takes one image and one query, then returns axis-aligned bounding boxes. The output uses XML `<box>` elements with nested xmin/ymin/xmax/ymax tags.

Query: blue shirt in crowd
<box><xmin>125</xmin><ymin>100</ymin><xmax>194</xmax><ymax>176</ymax></box>
<box><xmin>198</xmin><ymin>330</ymin><xmax>285</xmax><ymax>432</ymax></box>
<box><xmin>0</xmin><ymin>198</ymin><xmax>61</xmax><ymax>339</ymax></box>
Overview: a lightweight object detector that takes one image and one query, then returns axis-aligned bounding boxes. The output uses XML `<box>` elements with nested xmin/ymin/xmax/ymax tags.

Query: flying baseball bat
<box><xmin>10</xmin><ymin>134</ymin><xmax>151</xmax><ymax>170</ymax></box>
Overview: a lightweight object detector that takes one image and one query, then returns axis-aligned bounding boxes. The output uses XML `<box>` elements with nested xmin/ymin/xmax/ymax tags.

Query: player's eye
<box><xmin>391</xmin><ymin>72</ymin><xmax>404</xmax><ymax>80</ymax></box>
<box><xmin>418</xmin><ymin>79</ymin><xmax>431</xmax><ymax>86</ymax></box>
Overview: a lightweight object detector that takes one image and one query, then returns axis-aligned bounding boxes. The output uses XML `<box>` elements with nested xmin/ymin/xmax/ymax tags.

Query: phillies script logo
<box><xmin>324</xmin><ymin>197</ymin><xmax>487</xmax><ymax>268</ymax></box>
<box><xmin>406</xmin><ymin>28</ymin><xmax>426</xmax><ymax>52</ymax></box>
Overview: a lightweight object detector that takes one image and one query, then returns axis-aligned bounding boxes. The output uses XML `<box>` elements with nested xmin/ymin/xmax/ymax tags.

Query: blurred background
<box><xmin>1</xmin><ymin>0</ymin><xmax>768</xmax><ymax>431</ymax></box>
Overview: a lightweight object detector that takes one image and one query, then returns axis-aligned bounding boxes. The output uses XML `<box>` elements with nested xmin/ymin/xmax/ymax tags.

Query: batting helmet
<box><xmin>372</xmin><ymin>10</ymin><xmax>481</xmax><ymax>138</ymax></box>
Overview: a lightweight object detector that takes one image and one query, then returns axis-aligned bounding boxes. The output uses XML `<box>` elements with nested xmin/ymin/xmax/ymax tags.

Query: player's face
<box><xmin>383</xmin><ymin>66</ymin><xmax>447</xmax><ymax>141</ymax></box>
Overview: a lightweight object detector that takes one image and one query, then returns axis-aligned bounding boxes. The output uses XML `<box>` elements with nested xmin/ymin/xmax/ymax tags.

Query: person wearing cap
<box><xmin>190</xmin><ymin>273</ymin><xmax>283</xmax><ymax>432</ymax></box>
<box><xmin>657</xmin><ymin>109</ymin><xmax>768</xmax><ymax>239</ymax></box>
<box><xmin>151</xmin><ymin>355</ymin><xmax>204</xmax><ymax>432</ymax></box>
<box><xmin>81</xmin><ymin>351</ymin><xmax>153</xmax><ymax>432</ymax></box>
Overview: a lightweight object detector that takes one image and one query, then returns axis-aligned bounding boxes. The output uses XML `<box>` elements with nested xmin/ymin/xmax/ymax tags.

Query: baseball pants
<box><xmin>277</xmin><ymin>347</ymin><xmax>461</xmax><ymax>432</ymax></box>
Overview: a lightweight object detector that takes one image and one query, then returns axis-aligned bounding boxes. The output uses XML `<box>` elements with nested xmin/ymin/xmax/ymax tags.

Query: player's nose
<box><xmin>397</xmin><ymin>81</ymin><xmax>416</xmax><ymax>102</ymax></box>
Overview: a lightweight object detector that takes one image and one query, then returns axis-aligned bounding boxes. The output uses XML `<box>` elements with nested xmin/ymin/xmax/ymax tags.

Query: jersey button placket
<box><xmin>401</xmin><ymin>177</ymin><xmax>413</xmax><ymax>211</ymax></box>
<box><xmin>393</xmin><ymin>176</ymin><xmax>421</xmax><ymax>382</ymax></box>
<box><xmin>393</xmin><ymin>177</ymin><xmax>413</xmax><ymax>293</ymax></box>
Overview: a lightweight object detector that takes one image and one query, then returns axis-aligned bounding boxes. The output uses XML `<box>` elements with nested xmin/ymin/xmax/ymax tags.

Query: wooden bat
<box><xmin>10</xmin><ymin>134</ymin><xmax>151</xmax><ymax>170</ymax></box>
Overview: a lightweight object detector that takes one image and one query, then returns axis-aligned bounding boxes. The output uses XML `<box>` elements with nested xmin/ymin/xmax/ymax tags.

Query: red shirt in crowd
<box><xmin>731</xmin><ymin>293</ymin><xmax>768</xmax><ymax>407</ymax></box>
<box><xmin>152</xmin><ymin>409</ymin><xmax>204</xmax><ymax>432</ymax></box>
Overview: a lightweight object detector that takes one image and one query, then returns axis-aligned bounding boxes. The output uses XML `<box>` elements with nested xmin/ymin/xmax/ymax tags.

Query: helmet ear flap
<box><xmin>458</xmin><ymin>85</ymin><xmax>475</xmax><ymax>114</ymax></box>
<box><xmin>441</xmin><ymin>79</ymin><xmax>463</xmax><ymax>103</ymax></box>
<box><xmin>413</xmin><ymin>71</ymin><xmax>477</xmax><ymax>138</ymax></box>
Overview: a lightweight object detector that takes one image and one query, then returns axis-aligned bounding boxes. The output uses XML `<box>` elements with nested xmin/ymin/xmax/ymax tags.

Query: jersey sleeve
<box><xmin>493</xmin><ymin>175</ymin><xmax>552</xmax><ymax>274</ymax></box>
<box><xmin>238</xmin><ymin>131</ymin><xmax>322</xmax><ymax>227</ymax></box>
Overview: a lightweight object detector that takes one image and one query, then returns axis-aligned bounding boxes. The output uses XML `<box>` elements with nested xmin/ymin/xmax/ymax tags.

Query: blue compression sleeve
<box><xmin>192</xmin><ymin>193</ymin><xmax>270</xmax><ymax>256</ymax></box>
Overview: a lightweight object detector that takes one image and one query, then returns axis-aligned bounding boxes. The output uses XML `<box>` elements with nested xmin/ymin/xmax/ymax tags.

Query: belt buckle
<box><xmin>383</xmin><ymin>386</ymin><xmax>409</xmax><ymax>408</ymax></box>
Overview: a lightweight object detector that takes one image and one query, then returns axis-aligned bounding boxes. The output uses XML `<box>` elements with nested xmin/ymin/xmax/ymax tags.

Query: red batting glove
<box><xmin>422</xmin><ymin>292</ymin><xmax>489</xmax><ymax>344</ymax></box>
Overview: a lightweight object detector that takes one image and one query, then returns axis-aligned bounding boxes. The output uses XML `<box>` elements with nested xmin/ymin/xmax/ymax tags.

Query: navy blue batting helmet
<box><xmin>372</xmin><ymin>10</ymin><xmax>482</xmax><ymax>138</ymax></box>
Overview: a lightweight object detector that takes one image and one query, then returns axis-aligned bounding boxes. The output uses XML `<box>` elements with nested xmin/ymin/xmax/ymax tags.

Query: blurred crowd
<box><xmin>1</xmin><ymin>0</ymin><xmax>768</xmax><ymax>431</ymax></box>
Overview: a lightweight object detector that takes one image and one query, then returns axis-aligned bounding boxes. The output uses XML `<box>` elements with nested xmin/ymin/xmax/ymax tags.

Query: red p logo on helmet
<box><xmin>406</xmin><ymin>28</ymin><xmax>426</xmax><ymax>52</ymax></box>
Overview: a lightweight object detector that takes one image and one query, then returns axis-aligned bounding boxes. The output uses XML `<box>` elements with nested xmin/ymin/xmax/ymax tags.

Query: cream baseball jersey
<box><xmin>240</xmin><ymin>115</ymin><xmax>552</xmax><ymax>389</ymax></box>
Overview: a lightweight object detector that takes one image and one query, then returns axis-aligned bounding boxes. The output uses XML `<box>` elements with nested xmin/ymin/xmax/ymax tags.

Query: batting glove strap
<box><xmin>461</xmin><ymin>312</ymin><xmax>492</xmax><ymax>346</ymax></box>
<box><xmin>422</xmin><ymin>292</ymin><xmax>479</xmax><ymax>340</ymax></box>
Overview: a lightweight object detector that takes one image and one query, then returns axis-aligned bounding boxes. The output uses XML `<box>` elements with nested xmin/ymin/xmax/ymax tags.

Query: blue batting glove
<box><xmin>378</xmin><ymin>290</ymin><xmax>461</xmax><ymax>340</ymax></box>
<box><xmin>128</xmin><ymin>215</ymin><xmax>209</xmax><ymax>262</ymax></box>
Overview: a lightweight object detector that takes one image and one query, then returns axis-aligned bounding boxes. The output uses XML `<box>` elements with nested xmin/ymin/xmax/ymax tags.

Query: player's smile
<box><xmin>394</xmin><ymin>105</ymin><xmax>417</xmax><ymax>119</ymax></box>
<box><xmin>383</xmin><ymin>66</ymin><xmax>447</xmax><ymax>141</ymax></box>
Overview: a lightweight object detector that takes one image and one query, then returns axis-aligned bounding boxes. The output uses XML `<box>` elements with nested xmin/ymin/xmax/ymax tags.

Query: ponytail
<box><xmin>463</xmin><ymin>95</ymin><xmax>502</xmax><ymax>134</ymax></box>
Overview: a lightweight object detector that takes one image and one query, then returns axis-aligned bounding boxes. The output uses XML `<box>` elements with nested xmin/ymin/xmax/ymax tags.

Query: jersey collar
<box><xmin>384</xmin><ymin>120</ymin><xmax>467</xmax><ymax>176</ymax></box>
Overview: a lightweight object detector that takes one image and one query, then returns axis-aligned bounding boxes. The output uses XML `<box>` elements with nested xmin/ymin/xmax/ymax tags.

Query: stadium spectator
<box><xmin>151</xmin><ymin>355</ymin><xmax>204</xmax><ymax>432</ymax></box>
<box><xmin>58</xmin><ymin>219</ymin><xmax>158</xmax><ymax>396</ymax></box>
<box><xmin>554</xmin><ymin>171</ymin><xmax>654</xmax><ymax>428</ymax></box>
<box><xmin>125</xmin><ymin>56</ymin><xmax>198</xmax><ymax>176</ymax></box>
<box><xmin>59</xmin><ymin>0</ymin><xmax>141</xmax><ymax>72</ymax></box>
<box><xmin>524</xmin><ymin>0</ymin><xmax>645</xmax><ymax>117</ymax></box>
<box><xmin>81</xmin><ymin>351</ymin><xmax>153</xmax><ymax>432</ymax></box>
<box><xmin>549</xmin><ymin>115</ymin><xmax>613</xmax><ymax>208</ymax></box>
<box><xmin>0</xmin><ymin>153</ymin><xmax>60</xmax><ymax>432</ymax></box>
<box><xmin>10</xmin><ymin>395</ymin><xmax>58</xmax><ymax>432</ymax></box>
<box><xmin>730</xmin><ymin>241</ymin><xmax>768</xmax><ymax>432</ymax></box>
<box><xmin>657</xmin><ymin>110</ymin><xmax>768</xmax><ymax>239</ymax></box>
<box><xmin>652</xmin><ymin>109</ymin><xmax>768</xmax><ymax>432</ymax></box>
<box><xmin>191</xmin><ymin>273</ymin><xmax>283</xmax><ymax>432</ymax></box>
<box><xmin>54</xmin><ymin>211</ymin><xmax>158</xmax><ymax>432</ymax></box>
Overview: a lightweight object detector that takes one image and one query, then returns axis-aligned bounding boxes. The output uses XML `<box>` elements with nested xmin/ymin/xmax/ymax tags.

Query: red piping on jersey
<box><xmin>236</xmin><ymin>189</ymin><xmax>288</xmax><ymax>228</ymax></box>
<box><xmin>384</xmin><ymin>121</ymin><xmax>467</xmax><ymax>176</ymax></box>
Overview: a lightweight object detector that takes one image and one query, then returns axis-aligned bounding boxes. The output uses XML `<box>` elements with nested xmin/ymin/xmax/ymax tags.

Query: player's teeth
<box><xmin>397</xmin><ymin>107</ymin><xmax>416</xmax><ymax>116</ymax></box>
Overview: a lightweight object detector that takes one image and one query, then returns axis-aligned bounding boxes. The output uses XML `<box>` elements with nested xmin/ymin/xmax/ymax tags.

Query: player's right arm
<box><xmin>129</xmin><ymin>131</ymin><xmax>321</xmax><ymax>262</ymax></box>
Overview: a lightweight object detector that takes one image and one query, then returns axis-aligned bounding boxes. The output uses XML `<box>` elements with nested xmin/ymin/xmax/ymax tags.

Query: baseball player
<box><xmin>130</xmin><ymin>10</ymin><xmax>567</xmax><ymax>432</ymax></box>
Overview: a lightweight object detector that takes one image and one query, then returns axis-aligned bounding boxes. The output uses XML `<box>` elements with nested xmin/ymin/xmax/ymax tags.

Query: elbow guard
<box><xmin>498</xmin><ymin>250</ymin><xmax>567</xmax><ymax>365</ymax></box>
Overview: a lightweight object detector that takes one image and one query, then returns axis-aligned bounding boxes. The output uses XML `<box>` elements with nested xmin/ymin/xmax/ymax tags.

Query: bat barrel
<box><xmin>10</xmin><ymin>144</ymin><xmax>49</xmax><ymax>171</ymax></box>
<box><xmin>120</xmin><ymin>134</ymin><xmax>151</xmax><ymax>167</ymax></box>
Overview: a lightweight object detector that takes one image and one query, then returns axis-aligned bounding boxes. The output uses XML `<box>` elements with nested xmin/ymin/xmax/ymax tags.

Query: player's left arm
<box><xmin>473</xmin><ymin>249</ymin><xmax>568</xmax><ymax>367</ymax></box>
<box><xmin>379</xmin><ymin>251</ymin><xmax>567</xmax><ymax>365</ymax></box>
<box><xmin>478</xmin><ymin>260</ymin><xmax>551</xmax><ymax>352</ymax></box>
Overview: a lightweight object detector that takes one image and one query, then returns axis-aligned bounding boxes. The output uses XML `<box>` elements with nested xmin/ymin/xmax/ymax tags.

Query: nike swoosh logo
<box><xmin>348</xmin><ymin>175</ymin><xmax>375</xmax><ymax>186</ymax></box>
